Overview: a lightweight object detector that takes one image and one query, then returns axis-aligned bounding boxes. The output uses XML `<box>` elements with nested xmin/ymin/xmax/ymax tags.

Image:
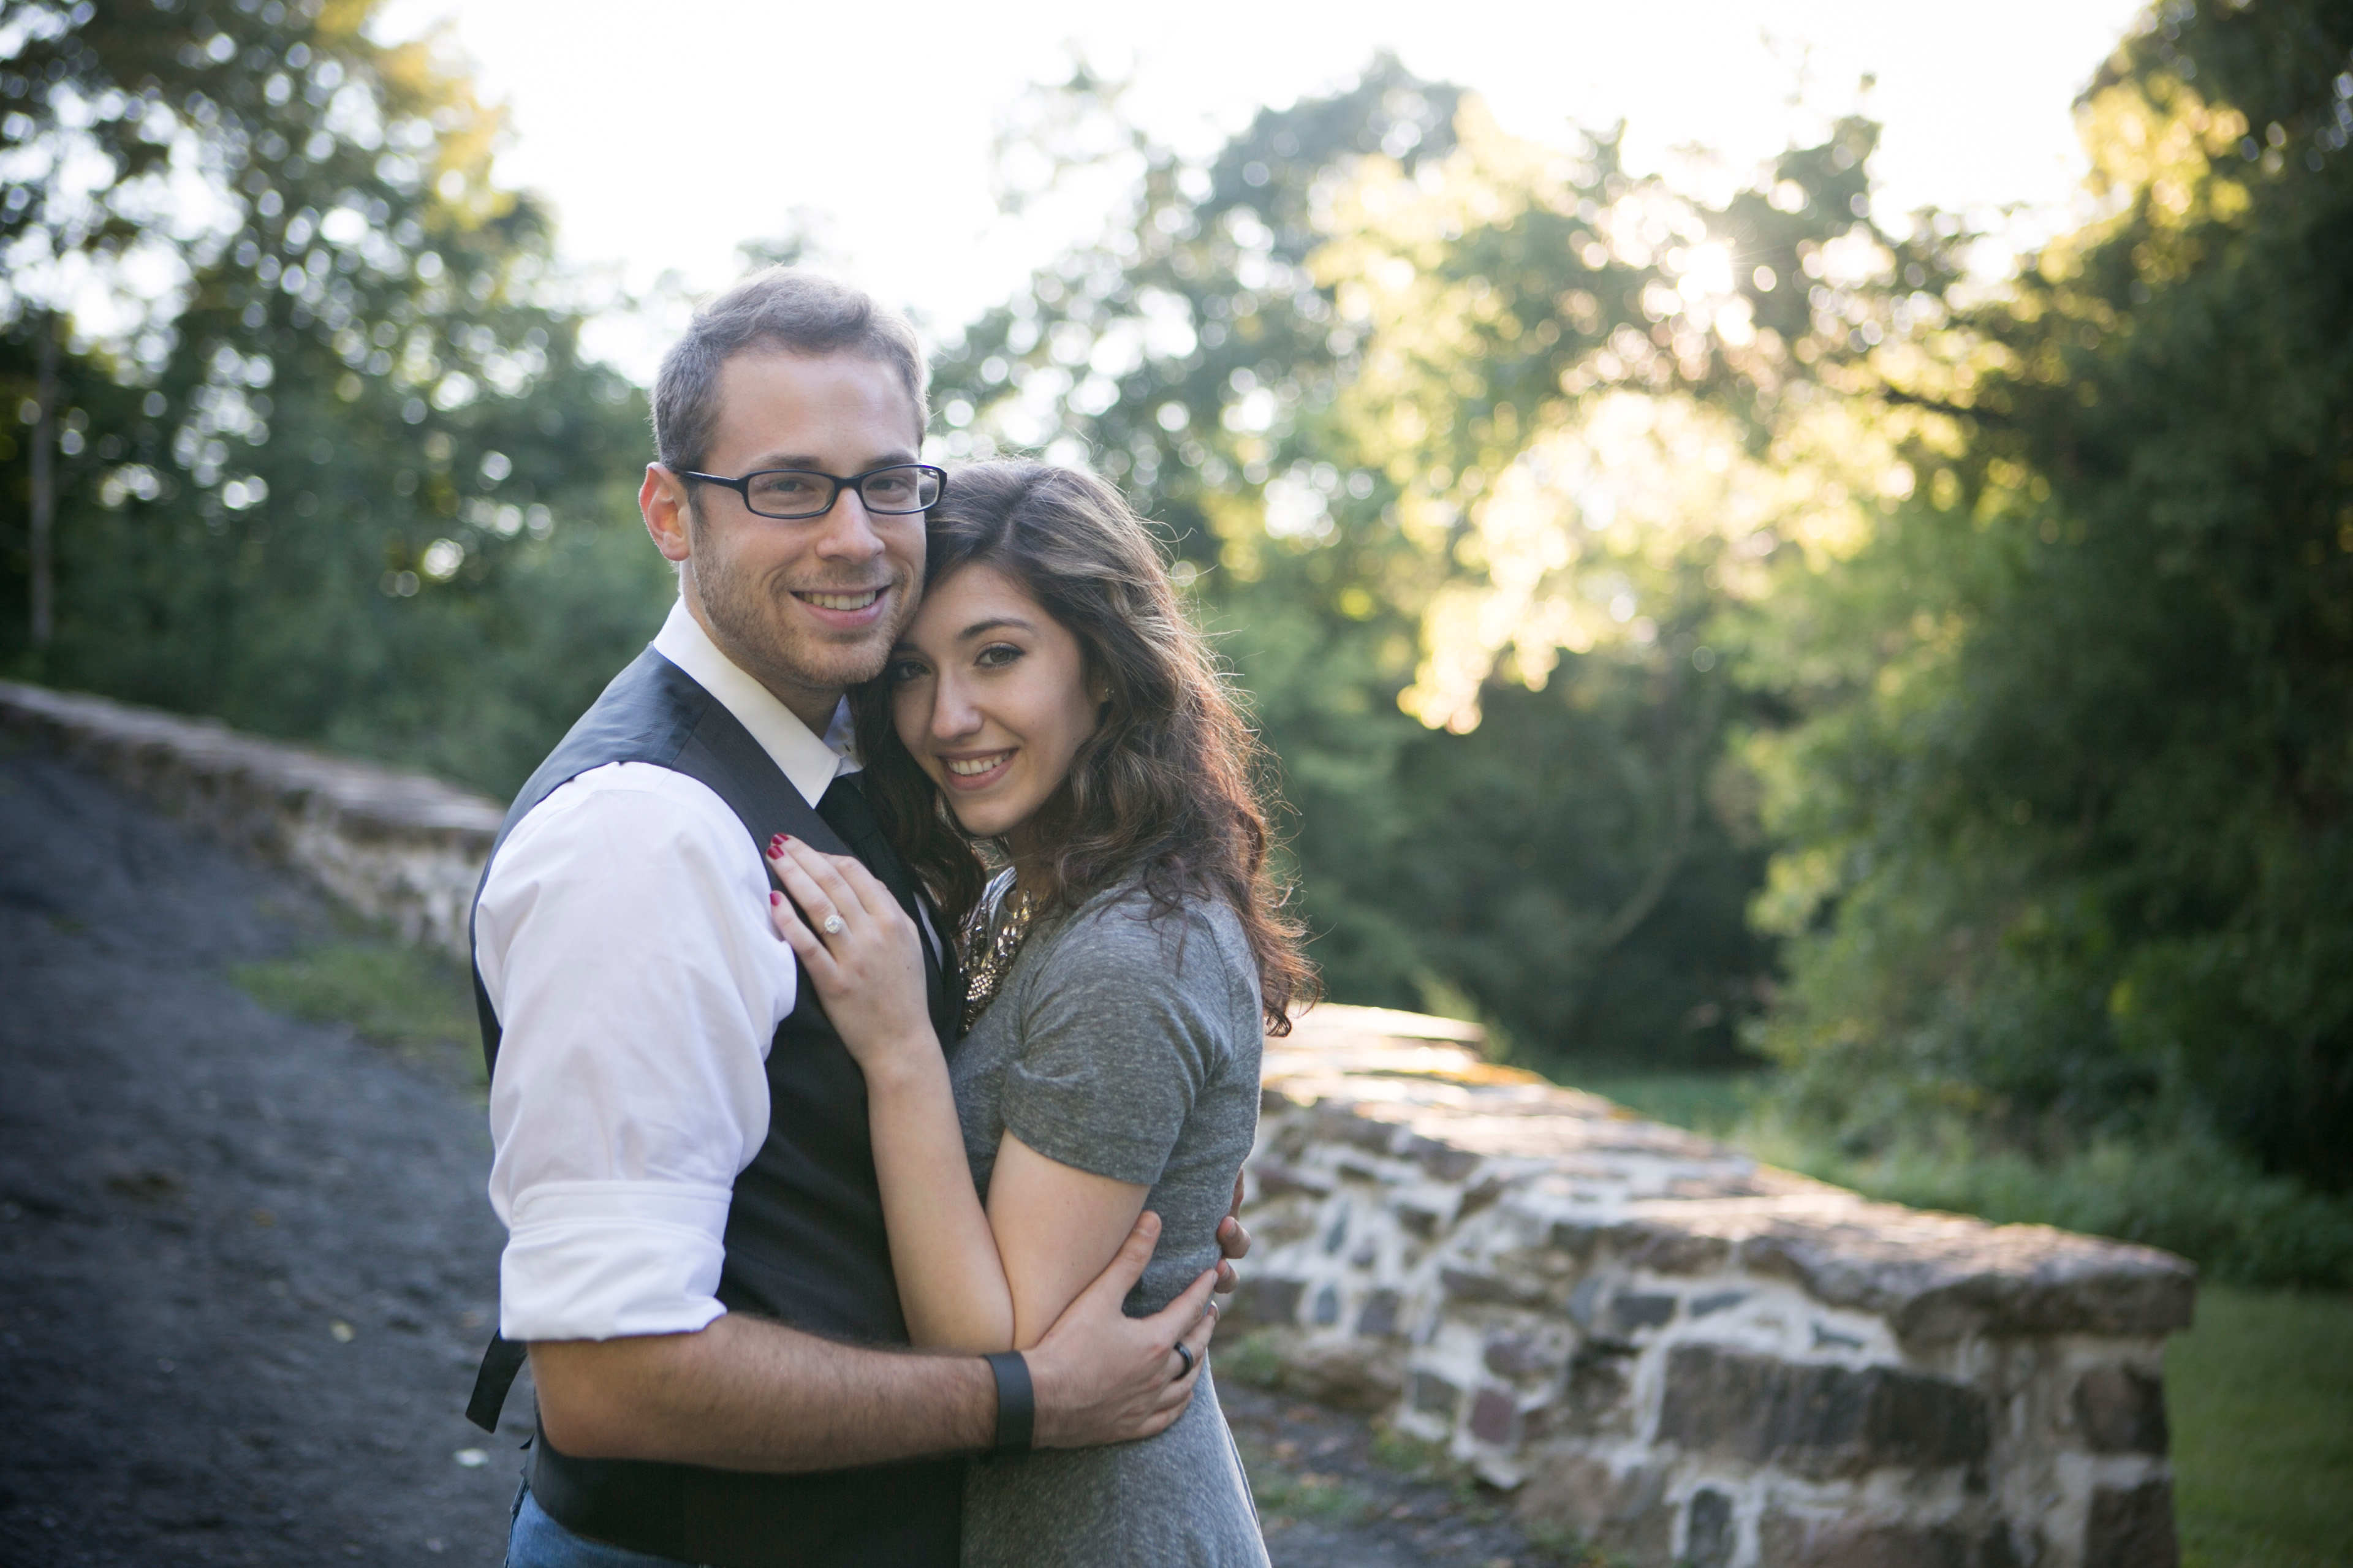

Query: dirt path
<box><xmin>0</xmin><ymin>739</ymin><xmax>524</xmax><ymax>1566</ymax></box>
<box><xmin>1221</xmin><ymin>1382</ymin><xmax>1571</xmax><ymax>1566</ymax></box>
<box><xmin>0</xmin><ymin>737</ymin><xmax>1567</xmax><ymax>1567</ymax></box>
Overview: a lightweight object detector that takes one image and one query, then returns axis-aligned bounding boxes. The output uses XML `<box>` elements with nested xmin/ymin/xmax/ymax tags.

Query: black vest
<box><xmin>471</xmin><ymin>648</ymin><xmax>963</xmax><ymax>1568</ymax></box>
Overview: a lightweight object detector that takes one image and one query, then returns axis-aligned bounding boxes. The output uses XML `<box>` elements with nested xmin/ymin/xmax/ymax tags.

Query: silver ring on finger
<box><xmin>1172</xmin><ymin>1342</ymin><xmax>1194</xmax><ymax>1381</ymax></box>
<box><xmin>821</xmin><ymin>913</ymin><xmax>846</xmax><ymax>936</ymax></box>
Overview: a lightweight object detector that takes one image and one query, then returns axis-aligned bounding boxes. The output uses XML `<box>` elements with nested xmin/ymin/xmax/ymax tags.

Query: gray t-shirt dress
<box><xmin>950</xmin><ymin>874</ymin><xmax>1270</xmax><ymax>1567</ymax></box>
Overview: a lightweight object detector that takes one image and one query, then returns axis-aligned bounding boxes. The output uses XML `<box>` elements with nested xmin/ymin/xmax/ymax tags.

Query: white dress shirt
<box><xmin>477</xmin><ymin>597</ymin><xmax>858</xmax><ymax>1343</ymax></box>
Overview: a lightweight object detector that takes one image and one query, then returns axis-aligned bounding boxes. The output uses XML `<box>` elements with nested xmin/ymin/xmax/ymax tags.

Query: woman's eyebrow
<box><xmin>959</xmin><ymin>616</ymin><xmax>1037</xmax><ymax>641</ymax></box>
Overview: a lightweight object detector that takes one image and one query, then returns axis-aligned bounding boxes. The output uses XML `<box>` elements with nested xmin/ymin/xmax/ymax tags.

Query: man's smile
<box><xmin>782</xmin><ymin>584</ymin><xmax>896</xmax><ymax>634</ymax></box>
<box><xmin>794</xmin><ymin>588</ymin><xmax>883</xmax><ymax>612</ymax></box>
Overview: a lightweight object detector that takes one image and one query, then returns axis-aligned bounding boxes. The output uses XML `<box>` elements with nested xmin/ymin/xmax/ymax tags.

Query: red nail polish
<box><xmin>770</xmin><ymin>891</ymin><xmax>781</xmax><ymax>905</ymax></box>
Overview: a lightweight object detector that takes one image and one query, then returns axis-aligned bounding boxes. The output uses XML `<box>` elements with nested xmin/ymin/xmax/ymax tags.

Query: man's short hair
<box><xmin>651</xmin><ymin>269</ymin><xmax>929</xmax><ymax>473</ymax></box>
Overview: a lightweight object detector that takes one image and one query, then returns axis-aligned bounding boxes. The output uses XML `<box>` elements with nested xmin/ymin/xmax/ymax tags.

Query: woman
<box><xmin>761</xmin><ymin>460</ymin><xmax>1310</xmax><ymax>1566</ymax></box>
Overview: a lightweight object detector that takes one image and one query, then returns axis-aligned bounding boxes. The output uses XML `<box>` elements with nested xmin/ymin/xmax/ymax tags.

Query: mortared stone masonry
<box><xmin>1236</xmin><ymin>1007</ymin><xmax>2192</xmax><ymax>1567</ymax></box>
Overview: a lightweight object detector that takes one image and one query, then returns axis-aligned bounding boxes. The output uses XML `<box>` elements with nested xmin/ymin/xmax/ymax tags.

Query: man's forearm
<box><xmin>532</xmin><ymin>1211</ymin><xmax>1222</xmax><ymax>1470</ymax></box>
<box><xmin>531</xmin><ymin>1312</ymin><xmax>994</xmax><ymax>1471</ymax></box>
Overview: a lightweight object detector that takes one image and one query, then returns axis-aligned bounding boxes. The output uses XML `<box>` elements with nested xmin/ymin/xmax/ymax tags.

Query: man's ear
<box><xmin>642</xmin><ymin>464</ymin><xmax>694</xmax><ymax>564</ymax></box>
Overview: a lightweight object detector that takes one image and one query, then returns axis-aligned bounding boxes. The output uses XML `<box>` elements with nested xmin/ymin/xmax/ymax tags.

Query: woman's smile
<box><xmin>941</xmin><ymin>749</ymin><xmax>1017</xmax><ymax>787</ymax></box>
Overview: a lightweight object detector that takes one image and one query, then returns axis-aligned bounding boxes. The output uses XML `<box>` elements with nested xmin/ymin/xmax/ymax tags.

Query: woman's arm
<box><xmin>858</xmin><ymin>1040</ymin><xmax>1150</xmax><ymax>1350</ymax></box>
<box><xmin>765</xmin><ymin>838</ymin><xmax>1153</xmax><ymax>1352</ymax></box>
<box><xmin>983</xmin><ymin>1134</ymin><xmax>1150</xmax><ymax>1350</ymax></box>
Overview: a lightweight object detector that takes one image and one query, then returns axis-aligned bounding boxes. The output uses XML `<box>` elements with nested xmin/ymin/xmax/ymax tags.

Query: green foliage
<box><xmin>1748</xmin><ymin>0</ymin><xmax>2353</xmax><ymax>1192</ymax></box>
<box><xmin>931</xmin><ymin>53</ymin><xmax>1464</xmax><ymax>564</ymax></box>
<box><xmin>0</xmin><ymin>0</ymin><xmax>669</xmax><ymax>797</ymax></box>
<box><xmin>928</xmin><ymin>59</ymin><xmax>1869</xmax><ymax>1070</ymax></box>
<box><xmin>2167</xmin><ymin>1286</ymin><xmax>2353</xmax><ymax>1567</ymax></box>
<box><xmin>10</xmin><ymin>0</ymin><xmax>2347</xmax><ymax>1281</ymax></box>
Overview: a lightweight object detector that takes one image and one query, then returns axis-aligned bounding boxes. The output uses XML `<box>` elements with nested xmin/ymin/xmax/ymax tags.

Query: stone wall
<box><xmin>1</xmin><ymin>681</ymin><xmax>2196</xmax><ymax>1566</ymax></box>
<box><xmin>1235</xmin><ymin>1007</ymin><xmax>2192</xmax><ymax>1568</ymax></box>
<box><xmin>0</xmin><ymin>681</ymin><xmax>500</xmax><ymax>960</ymax></box>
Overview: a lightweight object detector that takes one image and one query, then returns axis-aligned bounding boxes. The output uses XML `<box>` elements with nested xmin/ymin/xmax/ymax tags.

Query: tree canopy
<box><xmin>1</xmin><ymin>0</ymin><xmax>665</xmax><ymax>792</ymax></box>
<box><xmin>1746</xmin><ymin>0</ymin><xmax>2353</xmax><ymax>1191</ymax></box>
<box><xmin>6</xmin><ymin>0</ymin><xmax>2347</xmax><ymax>1222</ymax></box>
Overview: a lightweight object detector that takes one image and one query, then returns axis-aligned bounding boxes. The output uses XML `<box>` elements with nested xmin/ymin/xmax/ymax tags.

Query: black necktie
<box><xmin>816</xmin><ymin>772</ymin><xmax>913</xmax><ymax>912</ymax></box>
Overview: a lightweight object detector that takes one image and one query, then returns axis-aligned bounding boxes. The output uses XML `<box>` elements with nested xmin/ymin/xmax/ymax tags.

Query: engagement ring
<box><xmin>822</xmin><ymin>914</ymin><xmax>845</xmax><ymax>935</ymax></box>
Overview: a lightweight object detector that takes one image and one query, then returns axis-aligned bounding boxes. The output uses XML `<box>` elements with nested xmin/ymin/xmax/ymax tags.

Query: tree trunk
<box><xmin>29</xmin><ymin>313</ymin><xmax>57</xmax><ymax>650</ymax></box>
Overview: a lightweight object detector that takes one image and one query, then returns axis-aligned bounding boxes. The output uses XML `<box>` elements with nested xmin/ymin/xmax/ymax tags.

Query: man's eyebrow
<box><xmin>740</xmin><ymin>449</ymin><xmax>918</xmax><ymax>473</ymax></box>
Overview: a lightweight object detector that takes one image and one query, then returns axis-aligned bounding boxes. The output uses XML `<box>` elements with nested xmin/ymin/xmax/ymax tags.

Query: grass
<box><xmin>1218</xmin><ymin>1330</ymin><xmax>1289</xmax><ymax>1391</ymax></box>
<box><xmin>230</xmin><ymin>936</ymin><xmax>485</xmax><ymax>1088</ymax></box>
<box><xmin>1366</xmin><ymin>1423</ymin><xmax>1482</xmax><ymax>1504</ymax></box>
<box><xmin>1565</xmin><ymin>1069</ymin><xmax>1758</xmax><ymax>1138</ymax></box>
<box><xmin>2168</xmin><ymin>1285</ymin><xmax>2353</xmax><ymax>1568</ymax></box>
<box><xmin>1537</xmin><ymin>1065</ymin><xmax>2353</xmax><ymax>1289</ymax></box>
<box><xmin>1706</xmin><ymin>1110</ymin><xmax>2353</xmax><ymax>1290</ymax></box>
<box><xmin>1245</xmin><ymin>1464</ymin><xmax>1376</xmax><ymax>1526</ymax></box>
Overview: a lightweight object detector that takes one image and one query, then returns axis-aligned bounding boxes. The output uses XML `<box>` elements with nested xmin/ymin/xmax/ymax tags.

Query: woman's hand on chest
<box><xmin>765</xmin><ymin>835</ymin><xmax>938</xmax><ymax>1077</ymax></box>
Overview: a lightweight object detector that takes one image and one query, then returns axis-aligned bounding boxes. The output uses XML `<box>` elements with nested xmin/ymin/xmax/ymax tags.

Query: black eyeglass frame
<box><xmin>681</xmin><ymin>462</ymin><xmax>948</xmax><ymax>521</ymax></box>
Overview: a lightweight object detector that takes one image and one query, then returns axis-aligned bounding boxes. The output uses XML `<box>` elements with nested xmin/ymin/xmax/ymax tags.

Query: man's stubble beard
<box><xmin>691</xmin><ymin>531</ymin><xmax>916</xmax><ymax>703</ymax></box>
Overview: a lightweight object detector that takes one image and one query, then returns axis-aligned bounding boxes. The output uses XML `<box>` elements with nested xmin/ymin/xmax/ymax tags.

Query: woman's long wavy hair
<box><xmin>852</xmin><ymin>460</ymin><xmax>1314</xmax><ymax>1034</ymax></box>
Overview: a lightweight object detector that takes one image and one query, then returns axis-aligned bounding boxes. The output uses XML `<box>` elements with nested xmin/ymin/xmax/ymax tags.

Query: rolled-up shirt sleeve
<box><xmin>476</xmin><ymin>763</ymin><xmax>798</xmax><ymax>1342</ymax></box>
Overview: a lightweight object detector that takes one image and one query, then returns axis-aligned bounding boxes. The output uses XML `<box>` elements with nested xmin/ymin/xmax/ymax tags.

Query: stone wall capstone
<box><xmin>0</xmin><ymin>681</ymin><xmax>499</xmax><ymax>959</ymax></box>
<box><xmin>1</xmin><ymin>681</ymin><xmax>2197</xmax><ymax>1566</ymax></box>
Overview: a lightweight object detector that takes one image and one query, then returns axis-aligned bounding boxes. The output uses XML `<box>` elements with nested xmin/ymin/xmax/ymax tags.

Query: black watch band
<box><xmin>983</xmin><ymin>1350</ymin><xmax>1034</xmax><ymax>1454</ymax></box>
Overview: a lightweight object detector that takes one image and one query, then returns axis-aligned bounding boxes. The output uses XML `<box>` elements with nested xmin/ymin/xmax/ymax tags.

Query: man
<box><xmin>468</xmin><ymin>270</ymin><xmax>1235</xmax><ymax>1567</ymax></box>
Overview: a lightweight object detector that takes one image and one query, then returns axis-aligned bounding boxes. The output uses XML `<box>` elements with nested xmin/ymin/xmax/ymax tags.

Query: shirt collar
<box><xmin>651</xmin><ymin>596</ymin><xmax>860</xmax><ymax>809</ymax></box>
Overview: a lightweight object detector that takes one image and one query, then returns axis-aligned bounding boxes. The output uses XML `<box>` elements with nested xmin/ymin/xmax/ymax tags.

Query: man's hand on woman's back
<box><xmin>1026</xmin><ymin>1211</ymin><xmax>1219</xmax><ymax>1448</ymax></box>
<box><xmin>1214</xmin><ymin>1171</ymin><xmax>1252</xmax><ymax>1293</ymax></box>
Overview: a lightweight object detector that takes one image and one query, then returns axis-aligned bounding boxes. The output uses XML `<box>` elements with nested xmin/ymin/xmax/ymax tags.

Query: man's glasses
<box><xmin>683</xmin><ymin>463</ymin><xmax>946</xmax><ymax>521</ymax></box>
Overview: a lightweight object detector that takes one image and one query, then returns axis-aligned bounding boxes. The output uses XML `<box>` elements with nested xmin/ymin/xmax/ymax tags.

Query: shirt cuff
<box><xmin>498</xmin><ymin>1181</ymin><xmax>734</xmax><ymax>1342</ymax></box>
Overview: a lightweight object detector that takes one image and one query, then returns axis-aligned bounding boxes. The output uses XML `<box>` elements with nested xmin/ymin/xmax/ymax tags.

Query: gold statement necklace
<box><xmin>957</xmin><ymin>873</ymin><xmax>1039</xmax><ymax>1034</ymax></box>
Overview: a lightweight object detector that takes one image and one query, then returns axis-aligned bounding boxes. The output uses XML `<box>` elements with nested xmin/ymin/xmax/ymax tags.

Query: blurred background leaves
<box><xmin>3</xmin><ymin>0</ymin><xmax>2349</xmax><ymax>1286</ymax></box>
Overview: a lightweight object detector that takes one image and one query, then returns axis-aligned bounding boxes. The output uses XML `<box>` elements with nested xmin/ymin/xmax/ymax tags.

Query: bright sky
<box><xmin>375</xmin><ymin>0</ymin><xmax>2154</xmax><ymax>377</ymax></box>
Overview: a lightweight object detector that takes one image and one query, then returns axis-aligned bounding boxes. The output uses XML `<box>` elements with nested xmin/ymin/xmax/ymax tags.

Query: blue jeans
<box><xmin>506</xmin><ymin>1482</ymin><xmax>697</xmax><ymax>1568</ymax></box>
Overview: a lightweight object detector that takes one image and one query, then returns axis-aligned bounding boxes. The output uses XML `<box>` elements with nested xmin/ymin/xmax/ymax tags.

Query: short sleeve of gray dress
<box><xmin>955</xmin><ymin>886</ymin><xmax>1271</xmax><ymax>1568</ymax></box>
<box><xmin>1001</xmin><ymin>898</ymin><xmax>1220</xmax><ymax>1182</ymax></box>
